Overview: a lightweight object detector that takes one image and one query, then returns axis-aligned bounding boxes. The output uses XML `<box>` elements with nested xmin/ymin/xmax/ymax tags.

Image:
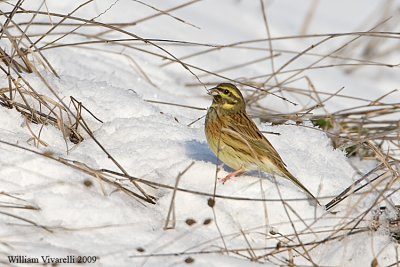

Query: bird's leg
<box><xmin>221</xmin><ymin>168</ymin><xmax>245</xmax><ymax>184</ymax></box>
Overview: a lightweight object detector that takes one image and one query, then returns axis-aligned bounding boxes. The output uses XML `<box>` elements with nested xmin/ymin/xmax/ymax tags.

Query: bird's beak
<box><xmin>207</xmin><ymin>87</ymin><xmax>220</xmax><ymax>97</ymax></box>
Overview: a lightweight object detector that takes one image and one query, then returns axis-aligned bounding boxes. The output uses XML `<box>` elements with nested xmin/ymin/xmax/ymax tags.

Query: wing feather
<box><xmin>224</xmin><ymin>112</ymin><xmax>287</xmax><ymax>169</ymax></box>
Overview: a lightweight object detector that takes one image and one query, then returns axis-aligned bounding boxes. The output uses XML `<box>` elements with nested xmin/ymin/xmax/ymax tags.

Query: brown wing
<box><xmin>225</xmin><ymin>112</ymin><xmax>287</xmax><ymax>168</ymax></box>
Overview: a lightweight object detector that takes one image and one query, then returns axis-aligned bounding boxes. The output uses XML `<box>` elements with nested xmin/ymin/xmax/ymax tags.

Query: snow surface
<box><xmin>1</xmin><ymin>1</ymin><xmax>399</xmax><ymax>266</ymax></box>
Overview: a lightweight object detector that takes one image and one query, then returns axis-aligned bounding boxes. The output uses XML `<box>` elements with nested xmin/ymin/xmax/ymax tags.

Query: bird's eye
<box><xmin>223</xmin><ymin>89</ymin><xmax>230</xmax><ymax>95</ymax></box>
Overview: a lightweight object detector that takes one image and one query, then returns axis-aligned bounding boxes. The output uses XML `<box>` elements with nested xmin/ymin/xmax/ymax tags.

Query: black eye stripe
<box><xmin>223</xmin><ymin>89</ymin><xmax>229</xmax><ymax>94</ymax></box>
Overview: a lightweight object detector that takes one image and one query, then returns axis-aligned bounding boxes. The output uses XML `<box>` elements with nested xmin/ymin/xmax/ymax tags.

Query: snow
<box><xmin>1</xmin><ymin>1</ymin><xmax>399</xmax><ymax>266</ymax></box>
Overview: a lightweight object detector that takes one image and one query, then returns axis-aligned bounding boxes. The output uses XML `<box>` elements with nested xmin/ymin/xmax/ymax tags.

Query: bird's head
<box><xmin>208</xmin><ymin>83</ymin><xmax>245</xmax><ymax>113</ymax></box>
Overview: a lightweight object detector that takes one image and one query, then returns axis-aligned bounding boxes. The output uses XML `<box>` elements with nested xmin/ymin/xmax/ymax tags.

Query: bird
<box><xmin>204</xmin><ymin>83</ymin><xmax>320</xmax><ymax>205</ymax></box>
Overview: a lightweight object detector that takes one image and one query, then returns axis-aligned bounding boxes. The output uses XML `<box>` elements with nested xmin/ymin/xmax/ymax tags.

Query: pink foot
<box><xmin>220</xmin><ymin>169</ymin><xmax>245</xmax><ymax>184</ymax></box>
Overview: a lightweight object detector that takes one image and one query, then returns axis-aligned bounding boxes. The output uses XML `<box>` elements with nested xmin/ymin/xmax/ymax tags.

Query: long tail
<box><xmin>283</xmin><ymin>170</ymin><xmax>321</xmax><ymax>206</ymax></box>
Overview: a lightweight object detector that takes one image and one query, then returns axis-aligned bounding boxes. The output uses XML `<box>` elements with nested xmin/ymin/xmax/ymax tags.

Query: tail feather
<box><xmin>283</xmin><ymin>169</ymin><xmax>321</xmax><ymax>206</ymax></box>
